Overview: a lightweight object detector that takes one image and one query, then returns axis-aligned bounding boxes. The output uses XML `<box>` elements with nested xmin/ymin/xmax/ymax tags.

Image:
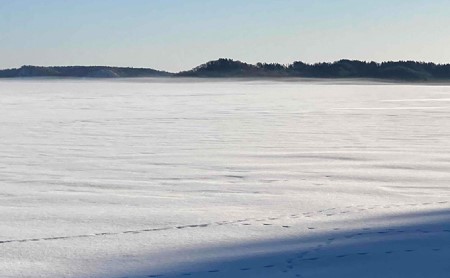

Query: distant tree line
<box><xmin>177</xmin><ymin>58</ymin><xmax>450</xmax><ymax>81</ymax></box>
<box><xmin>2</xmin><ymin>59</ymin><xmax>450</xmax><ymax>80</ymax></box>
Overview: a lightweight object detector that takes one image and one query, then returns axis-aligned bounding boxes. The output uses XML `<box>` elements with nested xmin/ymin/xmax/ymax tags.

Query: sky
<box><xmin>1</xmin><ymin>0</ymin><xmax>450</xmax><ymax>72</ymax></box>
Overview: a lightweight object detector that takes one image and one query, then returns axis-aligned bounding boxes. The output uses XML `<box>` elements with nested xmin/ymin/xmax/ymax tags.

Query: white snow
<box><xmin>0</xmin><ymin>78</ymin><xmax>449</xmax><ymax>278</ymax></box>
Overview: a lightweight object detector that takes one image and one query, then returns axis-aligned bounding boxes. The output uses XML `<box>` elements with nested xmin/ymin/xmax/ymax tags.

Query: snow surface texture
<box><xmin>0</xmin><ymin>79</ymin><xmax>449</xmax><ymax>278</ymax></box>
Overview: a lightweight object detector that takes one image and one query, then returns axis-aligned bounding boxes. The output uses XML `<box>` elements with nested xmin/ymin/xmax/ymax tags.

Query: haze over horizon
<box><xmin>1</xmin><ymin>0</ymin><xmax>450</xmax><ymax>72</ymax></box>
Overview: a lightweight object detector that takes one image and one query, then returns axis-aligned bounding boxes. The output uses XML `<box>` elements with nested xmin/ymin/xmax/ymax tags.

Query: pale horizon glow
<box><xmin>1</xmin><ymin>0</ymin><xmax>450</xmax><ymax>72</ymax></box>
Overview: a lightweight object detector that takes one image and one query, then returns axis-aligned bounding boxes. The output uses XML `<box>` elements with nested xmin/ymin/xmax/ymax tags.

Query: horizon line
<box><xmin>2</xmin><ymin>58</ymin><xmax>450</xmax><ymax>73</ymax></box>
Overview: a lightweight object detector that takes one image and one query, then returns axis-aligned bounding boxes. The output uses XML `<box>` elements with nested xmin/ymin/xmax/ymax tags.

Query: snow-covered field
<box><xmin>1</xmin><ymin>78</ymin><xmax>449</xmax><ymax>278</ymax></box>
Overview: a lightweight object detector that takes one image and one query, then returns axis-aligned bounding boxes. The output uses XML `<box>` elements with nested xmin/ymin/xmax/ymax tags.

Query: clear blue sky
<box><xmin>1</xmin><ymin>0</ymin><xmax>449</xmax><ymax>72</ymax></box>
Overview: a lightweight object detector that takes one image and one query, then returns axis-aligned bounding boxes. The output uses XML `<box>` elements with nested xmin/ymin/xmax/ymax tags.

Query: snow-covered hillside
<box><xmin>1</xmin><ymin>79</ymin><xmax>449</xmax><ymax>277</ymax></box>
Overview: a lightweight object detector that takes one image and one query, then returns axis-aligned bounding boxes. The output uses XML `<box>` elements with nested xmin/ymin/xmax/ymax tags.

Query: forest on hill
<box><xmin>177</xmin><ymin>59</ymin><xmax>450</xmax><ymax>81</ymax></box>
<box><xmin>0</xmin><ymin>65</ymin><xmax>171</xmax><ymax>78</ymax></box>
<box><xmin>2</xmin><ymin>59</ymin><xmax>450</xmax><ymax>81</ymax></box>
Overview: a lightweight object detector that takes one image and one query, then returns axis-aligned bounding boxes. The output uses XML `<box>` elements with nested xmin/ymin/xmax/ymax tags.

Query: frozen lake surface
<box><xmin>1</xmin><ymin>79</ymin><xmax>449</xmax><ymax>277</ymax></box>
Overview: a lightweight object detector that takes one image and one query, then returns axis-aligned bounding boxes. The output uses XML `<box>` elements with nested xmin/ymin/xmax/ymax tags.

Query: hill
<box><xmin>0</xmin><ymin>65</ymin><xmax>172</xmax><ymax>78</ymax></box>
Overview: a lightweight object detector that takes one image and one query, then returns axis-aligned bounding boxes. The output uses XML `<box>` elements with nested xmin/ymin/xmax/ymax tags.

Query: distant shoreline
<box><xmin>3</xmin><ymin>77</ymin><xmax>450</xmax><ymax>86</ymax></box>
<box><xmin>2</xmin><ymin>58</ymin><xmax>450</xmax><ymax>82</ymax></box>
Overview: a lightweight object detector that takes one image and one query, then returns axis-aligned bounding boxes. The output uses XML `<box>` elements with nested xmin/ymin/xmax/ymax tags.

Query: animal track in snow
<box><xmin>1</xmin><ymin>200</ymin><xmax>447</xmax><ymax>245</ymax></box>
<box><xmin>140</xmin><ymin>246</ymin><xmax>448</xmax><ymax>278</ymax></box>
